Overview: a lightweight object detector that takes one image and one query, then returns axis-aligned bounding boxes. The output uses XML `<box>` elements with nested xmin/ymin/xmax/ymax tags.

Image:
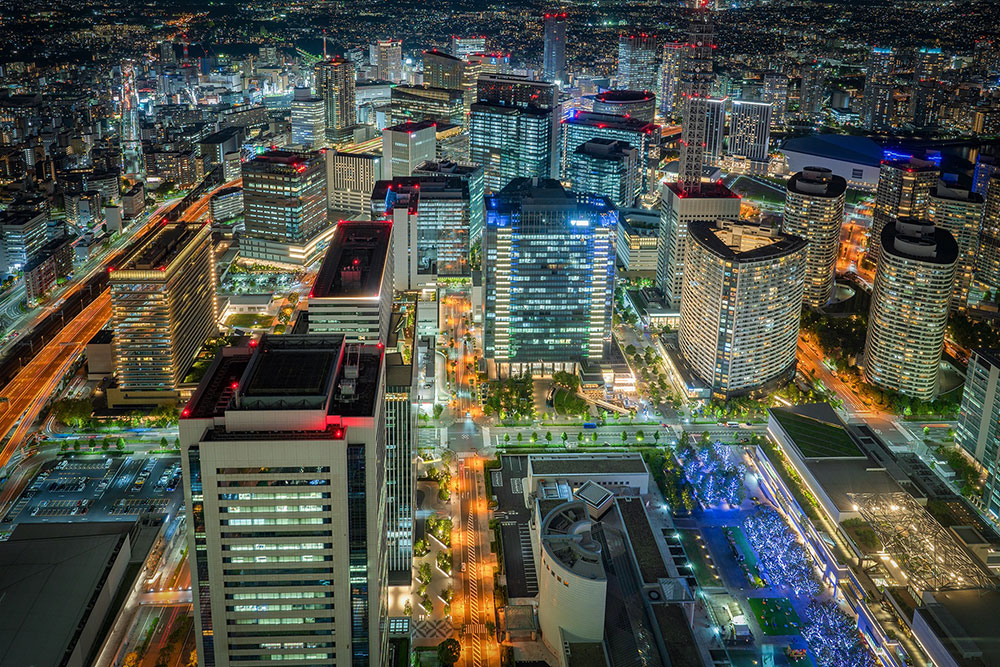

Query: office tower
<box><xmin>914</xmin><ymin>46</ymin><xmax>945</xmax><ymax>82</ymax></box>
<box><xmin>0</xmin><ymin>207</ymin><xmax>48</xmax><ymax>273</ymax></box>
<box><xmin>382</xmin><ymin>121</ymin><xmax>436</xmax><ymax>179</ymax></box>
<box><xmin>309</xmin><ymin>221</ymin><xmax>393</xmax><ymax>343</ymax></box>
<box><xmin>975</xmin><ymin>175</ymin><xmax>1000</xmax><ymax>303</ymax></box>
<box><xmin>861</xmin><ymin>47</ymin><xmax>895</xmax><ymax>131</ymax></box>
<box><xmin>469</xmin><ymin>75</ymin><xmax>561</xmax><ymax>192</ymax></box>
<box><xmin>973</xmin><ymin>154</ymin><xmax>998</xmax><ymax>199</ymax></box>
<box><xmin>327</xmin><ymin>149</ymin><xmax>382</xmax><ymax>216</ymax></box>
<box><xmin>762</xmin><ymin>72</ymin><xmax>788</xmax><ymax>126</ymax></box>
<box><xmin>483</xmin><ymin>178</ymin><xmax>616</xmax><ymax>377</ymax></box>
<box><xmin>659</xmin><ymin>42</ymin><xmax>684</xmax><ymax>117</ymax></box>
<box><xmin>159</xmin><ymin>41</ymin><xmax>176</xmax><ymax>65</ymax></box>
<box><xmin>869</xmin><ymin>154</ymin><xmax>940</xmax><ymax>265</ymax></box>
<box><xmin>864</xmin><ymin>218</ymin><xmax>957</xmax><ymax>399</ymax></box>
<box><xmin>374</xmin><ymin>39</ymin><xmax>403</xmax><ymax>82</ymax></box>
<box><xmin>180</xmin><ymin>335</ymin><xmax>388</xmax><ymax>667</ymax></box>
<box><xmin>591</xmin><ymin>90</ymin><xmax>656</xmax><ymax>123</ymax></box>
<box><xmin>679</xmin><ymin>220</ymin><xmax>806</xmax><ymax>400</ymax></box>
<box><xmin>414</xmin><ymin>159</ymin><xmax>486</xmax><ymax>244</ymax></box>
<box><xmin>928</xmin><ymin>183</ymin><xmax>984</xmax><ymax>310</ymax></box>
<box><xmin>703</xmin><ymin>97</ymin><xmax>727</xmax><ymax>166</ymax></box>
<box><xmin>242</xmin><ymin>150</ymin><xmax>331</xmax><ymax>266</ymax></box>
<box><xmin>314</xmin><ymin>57</ymin><xmax>357</xmax><ymax>142</ymax></box>
<box><xmin>617</xmin><ymin>34</ymin><xmax>659</xmax><ymax>92</ymax></box>
<box><xmin>109</xmin><ymin>223</ymin><xmax>216</xmax><ymax>406</ymax></box>
<box><xmin>372</xmin><ymin>177</ymin><xmax>471</xmax><ymax>290</ymax></box>
<box><xmin>568</xmin><ymin>138</ymin><xmax>640</xmax><ymax>209</ymax></box>
<box><xmin>457</xmin><ymin>56</ymin><xmax>483</xmax><ymax>118</ymax></box>
<box><xmin>291</xmin><ymin>94</ymin><xmax>326</xmax><ymax>149</ymax></box>
<box><xmin>435</xmin><ymin>123</ymin><xmax>471</xmax><ymax>163</ymax></box>
<box><xmin>384</xmin><ymin>321</ymin><xmax>416</xmax><ymax>583</ymax></box>
<box><xmin>467</xmin><ymin>52</ymin><xmax>512</xmax><ymax>76</ymax></box>
<box><xmin>783</xmin><ymin>167</ymin><xmax>847</xmax><ymax>308</ymax></box>
<box><xmin>561</xmin><ymin>111</ymin><xmax>655</xmax><ymax>192</ymax></box>
<box><xmin>542</xmin><ymin>13</ymin><xmax>568</xmax><ymax>84</ymax></box>
<box><xmin>449</xmin><ymin>35</ymin><xmax>486</xmax><ymax>60</ymax></box>
<box><xmin>956</xmin><ymin>350</ymin><xmax>1000</xmax><ymax>517</ymax></box>
<box><xmin>728</xmin><ymin>100</ymin><xmax>772</xmax><ymax>162</ymax></box>
<box><xmin>677</xmin><ymin>11</ymin><xmax>715</xmax><ymax>194</ymax></box>
<box><xmin>799</xmin><ymin>62</ymin><xmax>827</xmax><ymax>118</ymax></box>
<box><xmin>389</xmin><ymin>86</ymin><xmax>465</xmax><ymax>127</ymax></box>
<box><xmin>423</xmin><ymin>49</ymin><xmax>465</xmax><ymax>90</ymax></box>
<box><xmin>656</xmin><ymin>182</ymin><xmax>741</xmax><ymax>308</ymax></box>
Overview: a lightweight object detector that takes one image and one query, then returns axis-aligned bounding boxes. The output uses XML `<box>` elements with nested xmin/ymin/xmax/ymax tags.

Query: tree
<box><xmin>160</xmin><ymin>437</ymin><xmax>169</xmax><ymax>448</ymax></box>
<box><xmin>516</xmin><ymin>432</ymin><xmax>523</xmax><ymax>443</ymax></box>
<box><xmin>561</xmin><ymin>431</ymin><xmax>568</xmax><ymax>443</ymax></box>
<box><xmin>531</xmin><ymin>431</ymin><xmax>538</xmax><ymax>443</ymax></box>
<box><xmin>437</xmin><ymin>638</ymin><xmax>462</xmax><ymax>666</ymax></box>
<box><xmin>545</xmin><ymin>431</ymin><xmax>553</xmax><ymax>442</ymax></box>
<box><xmin>622</xmin><ymin>430</ymin><xmax>628</xmax><ymax>444</ymax></box>
<box><xmin>418</xmin><ymin>562</ymin><xmax>433</xmax><ymax>584</ymax></box>
<box><xmin>504</xmin><ymin>433</ymin><xmax>510</xmax><ymax>443</ymax></box>
<box><xmin>403</xmin><ymin>599</ymin><xmax>412</xmax><ymax>616</ymax></box>
<box><xmin>653</xmin><ymin>430</ymin><xmax>661</xmax><ymax>443</ymax></box>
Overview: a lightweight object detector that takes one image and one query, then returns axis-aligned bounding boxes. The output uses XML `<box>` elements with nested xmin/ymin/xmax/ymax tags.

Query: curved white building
<box><xmin>864</xmin><ymin>218</ymin><xmax>958</xmax><ymax>399</ymax></box>
<box><xmin>679</xmin><ymin>219</ymin><xmax>806</xmax><ymax>400</ymax></box>
<box><xmin>783</xmin><ymin>167</ymin><xmax>846</xmax><ymax>308</ymax></box>
<box><xmin>537</xmin><ymin>501</ymin><xmax>607</xmax><ymax>662</ymax></box>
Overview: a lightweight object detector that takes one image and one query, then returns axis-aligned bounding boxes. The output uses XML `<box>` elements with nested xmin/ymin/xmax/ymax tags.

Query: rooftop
<box><xmin>780</xmin><ymin>134</ymin><xmax>883</xmax><ymax>167</ymax></box>
<box><xmin>113</xmin><ymin>222</ymin><xmax>206</xmax><ymax>273</ymax></box>
<box><xmin>564</xmin><ymin>110</ymin><xmax>657</xmax><ymax>133</ymax></box>
<box><xmin>651</xmin><ymin>604</ymin><xmax>703</xmax><ymax>667</ymax></box>
<box><xmin>385</xmin><ymin>120</ymin><xmax>437</xmax><ymax>134</ymax></box>
<box><xmin>690</xmin><ymin>219</ymin><xmax>807</xmax><ymax>264</ymax></box>
<box><xmin>593</xmin><ymin>89</ymin><xmax>655</xmax><ymax>103</ymax></box>
<box><xmin>529</xmin><ymin>453</ymin><xmax>648</xmax><ymax>477</ymax></box>
<box><xmin>311</xmin><ymin>221</ymin><xmax>391</xmax><ymax>300</ymax></box>
<box><xmin>881</xmin><ymin>218</ymin><xmax>960</xmax><ymax>265</ymax></box>
<box><xmin>618</xmin><ymin>497</ymin><xmax>669</xmax><ymax>584</ymax></box>
<box><xmin>770</xmin><ymin>404</ymin><xmax>864</xmax><ymax>458</ymax></box>
<box><xmin>565</xmin><ymin>642</ymin><xmax>609</xmax><ymax>667</ymax></box>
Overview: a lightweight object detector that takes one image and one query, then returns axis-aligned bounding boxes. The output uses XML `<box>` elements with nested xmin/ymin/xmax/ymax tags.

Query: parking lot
<box><xmin>2</xmin><ymin>454</ymin><xmax>185</xmax><ymax>529</ymax></box>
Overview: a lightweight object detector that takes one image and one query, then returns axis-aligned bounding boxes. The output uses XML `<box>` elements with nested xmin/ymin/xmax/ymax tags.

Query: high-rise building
<box><xmin>109</xmin><ymin>223</ymin><xmax>216</xmax><ymax>406</ymax></box>
<box><xmin>159</xmin><ymin>41</ymin><xmax>176</xmax><ymax>65</ymax></box>
<box><xmin>374</xmin><ymin>39</ymin><xmax>403</xmax><ymax>82</ymax></box>
<box><xmin>372</xmin><ymin>176</ymin><xmax>472</xmax><ymax>290</ymax></box>
<box><xmin>314</xmin><ymin>57</ymin><xmax>357</xmax><ymax>142</ymax></box>
<box><xmin>656</xmin><ymin>183</ymin><xmax>740</xmax><ymax>308</ymax></box>
<box><xmin>782</xmin><ymin>167</ymin><xmax>846</xmax><ymax>308</ymax></box>
<box><xmin>423</xmin><ymin>49</ymin><xmax>465</xmax><ymax>90</ymax></box>
<box><xmin>975</xmin><ymin>174</ymin><xmax>1000</xmax><ymax>303</ymax></box>
<box><xmin>180</xmin><ymin>334</ymin><xmax>388</xmax><ymax>667</ymax></box>
<box><xmin>449</xmin><ymin>36</ymin><xmax>486</xmax><ymax>60</ymax></box>
<box><xmin>703</xmin><ymin>97</ymin><xmax>727</xmax><ymax>166</ymax></box>
<box><xmin>617</xmin><ymin>34</ymin><xmax>659</xmax><ymax>92</ymax></box>
<box><xmin>0</xmin><ymin>207</ymin><xmax>48</xmax><ymax>273</ymax></box>
<box><xmin>798</xmin><ymin>62</ymin><xmax>827</xmax><ymax>119</ymax></box>
<box><xmin>568</xmin><ymin>138</ymin><xmax>640</xmax><ymax>209</ymax></box>
<box><xmin>956</xmin><ymin>350</ymin><xmax>1000</xmax><ymax>518</ymax></box>
<box><xmin>659</xmin><ymin>42</ymin><xmax>684</xmax><ymax>117</ymax></box>
<box><xmin>728</xmin><ymin>100</ymin><xmax>772</xmax><ymax>162</ymax></box>
<box><xmin>413</xmin><ymin>159</ymin><xmax>486</xmax><ymax>244</ymax></box>
<box><xmin>677</xmin><ymin>11</ymin><xmax>716</xmax><ymax>194</ymax></box>
<box><xmin>291</xmin><ymin>94</ymin><xmax>327</xmax><ymax>149</ymax></box>
<box><xmin>389</xmin><ymin>86</ymin><xmax>465</xmax><ymax>127</ymax></box>
<box><xmin>561</xmin><ymin>111</ymin><xmax>656</xmax><ymax>192</ymax></box>
<box><xmin>869</xmin><ymin>154</ymin><xmax>940</xmax><ymax>266</ymax></box>
<box><xmin>327</xmin><ymin>149</ymin><xmax>382</xmax><ymax>216</ymax></box>
<box><xmin>542</xmin><ymin>13</ymin><xmax>568</xmax><ymax>84</ymax></box>
<box><xmin>242</xmin><ymin>150</ymin><xmax>332</xmax><ymax>266</ymax></box>
<box><xmin>864</xmin><ymin>218</ymin><xmax>957</xmax><ymax>399</ymax></box>
<box><xmin>384</xmin><ymin>317</ymin><xmax>416</xmax><ymax>583</ymax></box>
<box><xmin>927</xmin><ymin>183</ymin><xmax>984</xmax><ymax>310</ymax></box>
<box><xmin>762</xmin><ymin>72</ymin><xmax>788</xmax><ymax>126</ymax></box>
<box><xmin>483</xmin><ymin>178</ymin><xmax>616</xmax><ymax>377</ymax></box>
<box><xmin>861</xmin><ymin>47</ymin><xmax>895</xmax><ymax>131</ymax></box>
<box><xmin>591</xmin><ymin>90</ymin><xmax>657</xmax><ymax>123</ymax></box>
<box><xmin>469</xmin><ymin>75</ymin><xmax>561</xmax><ymax>192</ymax></box>
<box><xmin>914</xmin><ymin>46</ymin><xmax>945</xmax><ymax>82</ymax></box>
<box><xmin>309</xmin><ymin>221</ymin><xmax>393</xmax><ymax>343</ymax></box>
<box><xmin>382</xmin><ymin>121</ymin><xmax>437</xmax><ymax>179</ymax></box>
<box><xmin>679</xmin><ymin>220</ymin><xmax>806</xmax><ymax>400</ymax></box>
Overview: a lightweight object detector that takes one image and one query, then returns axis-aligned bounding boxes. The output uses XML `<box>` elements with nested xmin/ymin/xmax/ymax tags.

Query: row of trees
<box><xmin>482</xmin><ymin>373</ymin><xmax>534</xmax><ymax>419</ymax></box>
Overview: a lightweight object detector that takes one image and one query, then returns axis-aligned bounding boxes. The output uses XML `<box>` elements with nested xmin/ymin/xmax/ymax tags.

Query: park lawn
<box><xmin>726</xmin><ymin>526</ymin><xmax>765</xmax><ymax>587</ymax></box>
<box><xmin>748</xmin><ymin>597</ymin><xmax>801</xmax><ymax>636</ymax></box>
<box><xmin>226</xmin><ymin>313</ymin><xmax>276</xmax><ymax>329</ymax></box>
<box><xmin>677</xmin><ymin>529</ymin><xmax>723</xmax><ymax>588</ymax></box>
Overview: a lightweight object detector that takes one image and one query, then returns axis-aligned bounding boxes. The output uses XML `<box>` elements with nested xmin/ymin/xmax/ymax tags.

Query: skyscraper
<box><xmin>542</xmin><ymin>13</ymin><xmax>568</xmax><ymax>84</ymax></box>
<box><xmin>389</xmin><ymin>86</ymin><xmax>465</xmax><ymax>127</ymax></box>
<box><xmin>483</xmin><ymin>178</ymin><xmax>616</xmax><ymax>377</ymax></box>
<box><xmin>617</xmin><ymin>34</ymin><xmax>659</xmax><ymax>92</ymax></box>
<box><xmin>798</xmin><ymin>61</ymin><xmax>827</xmax><ymax>119</ymax></box>
<box><xmin>567</xmin><ymin>138</ymin><xmax>640</xmax><ymax>209</ymax></box>
<box><xmin>869</xmin><ymin>154</ymin><xmax>940</xmax><ymax>266</ymax></box>
<box><xmin>308</xmin><ymin>220</ymin><xmax>393</xmax><ymax>343</ymax></box>
<box><xmin>327</xmin><ymin>149</ymin><xmax>382</xmax><ymax>216</ymax></box>
<box><xmin>659</xmin><ymin>42</ymin><xmax>684</xmax><ymax>117</ymax></box>
<box><xmin>109</xmin><ymin>223</ymin><xmax>216</xmax><ymax>407</ymax></box>
<box><xmin>703</xmin><ymin>97</ymin><xmax>727</xmax><ymax>166</ymax></box>
<box><xmin>678</xmin><ymin>220</ymin><xmax>807</xmax><ymax>400</ymax></box>
<box><xmin>561</xmin><ymin>111</ymin><xmax>656</xmax><ymax>192</ymax></box>
<box><xmin>180</xmin><ymin>334</ymin><xmax>388</xmax><ymax>667</ymax></box>
<box><xmin>975</xmin><ymin>174</ymin><xmax>1000</xmax><ymax>303</ymax></box>
<box><xmin>864</xmin><ymin>218</ymin><xmax>957</xmax><ymax>399</ymax></box>
<box><xmin>413</xmin><ymin>159</ymin><xmax>486</xmax><ymax>244</ymax></box>
<box><xmin>956</xmin><ymin>350</ymin><xmax>1000</xmax><ymax>518</ymax></box>
<box><xmin>728</xmin><ymin>100</ymin><xmax>772</xmax><ymax>162</ymax></box>
<box><xmin>677</xmin><ymin>11</ymin><xmax>715</xmax><ymax>194</ymax></box>
<box><xmin>291</xmin><ymin>93</ymin><xmax>326</xmax><ymax>149</ymax></box>
<box><xmin>382</xmin><ymin>121</ymin><xmax>437</xmax><ymax>179</ymax></box>
<box><xmin>423</xmin><ymin>49</ymin><xmax>465</xmax><ymax>90</ymax></box>
<box><xmin>314</xmin><ymin>57</ymin><xmax>357</xmax><ymax>142</ymax></box>
<box><xmin>927</xmin><ymin>183</ymin><xmax>984</xmax><ymax>310</ymax></box>
<box><xmin>783</xmin><ymin>167</ymin><xmax>847</xmax><ymax>308</ymax></box>
<box><xmin>762</xmin><ymin>72</ymin><xmax>788</xmax><ymax>126</ymax></box>
<box><xmin>372</xmin><ymin>176</ymin><xmax>472</xmax><ymax>290</ymax></box>
<box><xmin>591</xmin><ymin>90</ymin><xmax>657</xmax><ymax>124</ymax></box>
<box><xmin>449</xmin><ymin>35</ymin><xmax>486</xmax><ymax>60</ymax></box>
<box><xmin>469</xmin><ymin>74</ymin><xmax>561</xmax><ymax>192</ymax></box>
<box><xmin>242</xmin><ymin>150</ymin><xmax>331</xmax><ymax>266</ymax></box>
<box><xmin>374</xmin><ymin>39</ymin><xmax>403</xmax><ymax>82</ymax></box>
<box><xmin>861</xmin><ymin>47</ymin><xmax>895</xmax><ymax>131</ymax></box>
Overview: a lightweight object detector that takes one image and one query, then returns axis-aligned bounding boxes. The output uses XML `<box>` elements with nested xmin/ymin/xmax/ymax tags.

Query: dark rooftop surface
<box><xmin>880</xmin><ymin>217</ymin><xmax>960</xmax><ymax>265</ymax></box>
<box><xmin>530</xmin><ymin>454</ymin><xmax>648</xmax><ymax>476</ymax></box>
<box><xmin>565</xmin><ymin>110</ymin><xmax>657</xmax><ymax>132</ymax></box>
<box><xmin>115</xmin><ymin>222</ymin><xmax>203</xmax><ymax>272</ymax></box>
<box><xmin>787</xmin><ymin>168</ymin><xmax>848</xmax><ymax>198</ymax></box>
<box><xmin>594</xmin><ymin>89</ymin><xmax>655</xmax><ymax>102</ymax></box>
<box><xmin>665</xmin><ymin>180</ymin><xmax>740</xmax><ymax>199</ymax></box>
<box><xmin>565</xmin><ymin>642</ymin><xmax>609</xmax><ymax>667</ymax></box>
<box><xmin>244</xmin><ymin>349</ymin><xmax>337</xmax><ymax>397</ymax></box>
<box><xmin>781</xmin><ymin>134</ymin><xmax>883</xmax><ymax>167</ymax></box>
<box><xmin>618</xmin><ymin>497</ymin><xmax>669</xmax><ymax>584</ymax></box>
<box><xmin>689</xmin><ymin>220</ymin><xmax>807</xmax><ymax>264</ymax></box>
<box><xmin>385</xmin><ymin>120</ymin><xmax>437</xmax><ymax>133</ymax></box>
<box><xmin>917</xmin><ymin>589</ymin><xmax>1000</xmax><ymax>666</ymax></box>
<box><xmin>652</xmin><ymin>604</ymin><xmax>704</xmax><ymax>667</ymax></box>
<box><xmin>311</xmin><ymin>221</ymin><xmax>391</xmax><ymax>299</ymax></box>
<box><xmin>88</xmin><ymin>329</ymin><xmax>114</xmax><ymax>345</ymax></box>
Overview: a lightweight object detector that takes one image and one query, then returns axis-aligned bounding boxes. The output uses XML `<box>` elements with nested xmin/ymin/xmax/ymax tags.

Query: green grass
<box><xmin>726</xmin><ymin>526</ymin><xmax>764</xmax><ymax>587</ymax></box>
<box><xmin>226</xmin><ymin>313</ymin><xmax>275</xmax><ymax>328</ymax></box>
<box><xmin>771</xmin><ymin>409</ymin><xmax>862</xmax><ymax>458</ymax></box>
<box><xmin>748</xmin><ymin>597</ymin><xmax>801</xmax><ymax>636</ymax></box>
<box><xmin>677</xmin><ymin>529</ymin><xmax>722</xmax><ymax>588</ymax></box>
